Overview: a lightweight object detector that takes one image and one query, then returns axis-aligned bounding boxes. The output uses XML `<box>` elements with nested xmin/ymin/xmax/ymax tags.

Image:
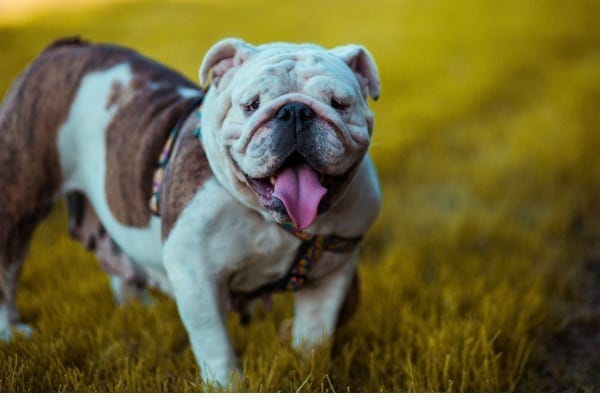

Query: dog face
<box><xmin>199</xmin><ymin>39</ymin><xmax>380</xmax><ymax>229</ymax></box>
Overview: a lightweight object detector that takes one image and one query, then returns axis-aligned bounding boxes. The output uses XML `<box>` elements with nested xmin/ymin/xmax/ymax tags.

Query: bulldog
<box><xmin>0</xmin><ymin>37</ymin><xmax>381</xmax><ymax>386</ymax></box>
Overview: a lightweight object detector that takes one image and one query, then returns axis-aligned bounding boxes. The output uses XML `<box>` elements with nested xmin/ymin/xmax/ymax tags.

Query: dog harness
<box><xmin>149</xmin><ymin>95</ymin><xmax>362</xmax><ymax>297</ymax></box>
<box><xmin>149</xmin><ymin>96</ymin><xmax>205</xmax><ymax>214</ymax></box>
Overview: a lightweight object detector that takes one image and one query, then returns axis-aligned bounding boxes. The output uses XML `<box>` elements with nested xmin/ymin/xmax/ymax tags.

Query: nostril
<box><xmin>300</xmin><ymin>107</ymin><xmax>315</xmax><ymax>121</ymax></box>
<box><xmin>277</xmin><ymin>108</ymin><xmax>292</xmax><ymax>122</ymax></box>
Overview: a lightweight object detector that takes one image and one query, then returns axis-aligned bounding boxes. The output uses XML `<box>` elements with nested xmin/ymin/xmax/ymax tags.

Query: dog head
<box><xmin>199</xmin><ymin>38</ymin><xmax>380</xmax><ymax>230</ymax></box>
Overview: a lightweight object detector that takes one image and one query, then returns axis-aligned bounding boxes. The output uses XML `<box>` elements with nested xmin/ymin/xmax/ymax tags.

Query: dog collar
<box><xmin>149</xmin><ymin>96</ymin><xmax>204</xmax><ymax>215</ymax></box>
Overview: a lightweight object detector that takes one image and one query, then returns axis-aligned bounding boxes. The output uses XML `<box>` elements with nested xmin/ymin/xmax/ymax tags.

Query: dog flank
<box><xmin>104</xmin><ymin>58</ymin><xmax>203</xmax><ymax>228</ymax></box>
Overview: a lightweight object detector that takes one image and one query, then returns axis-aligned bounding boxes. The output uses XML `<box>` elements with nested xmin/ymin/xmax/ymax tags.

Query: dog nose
<box><xmin>275</xmin><ymin>102</ymin><xmax>315</xmax><ymax>132</ymax></box>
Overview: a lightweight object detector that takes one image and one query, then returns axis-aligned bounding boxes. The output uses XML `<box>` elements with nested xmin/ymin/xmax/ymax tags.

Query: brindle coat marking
<box><xmin>160</xmin><ymin>113</ymin><xmax>213</xmax><ymax>239</ymax></box>
<box><xmin>0</xmin><ymin>38</ymin><xmax>87</xmax><ymax>308</ymax></box>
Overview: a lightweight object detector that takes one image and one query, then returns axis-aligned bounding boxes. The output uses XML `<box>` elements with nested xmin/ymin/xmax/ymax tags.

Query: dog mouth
<box><xmin>244</xmin><ymin>152</ymin><xmax>348</xmax><ymax>230</ymax></box>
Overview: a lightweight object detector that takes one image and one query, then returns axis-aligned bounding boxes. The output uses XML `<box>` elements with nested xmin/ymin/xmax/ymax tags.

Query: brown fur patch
<box><xmin>103</xmin><ymin>58</ymin><xmax>202</xmax><ymax>228</ymax></box>
<box><xmin>160</xmin><ymin>113</ymin><xmax>213</xmax><ymax>240</ymax></box>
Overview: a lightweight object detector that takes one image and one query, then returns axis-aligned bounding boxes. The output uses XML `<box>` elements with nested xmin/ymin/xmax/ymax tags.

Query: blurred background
<box><xmin>0</xmin><ymin>0</ymin><xmax>599</xmax><ymax>392</ymax></box>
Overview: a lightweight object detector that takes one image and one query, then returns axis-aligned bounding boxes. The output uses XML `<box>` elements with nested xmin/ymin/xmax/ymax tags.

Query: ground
<box><xmin>0</xmin><ymin>0</ymin><xmax>599</xmax><ymax>392</ymax></box>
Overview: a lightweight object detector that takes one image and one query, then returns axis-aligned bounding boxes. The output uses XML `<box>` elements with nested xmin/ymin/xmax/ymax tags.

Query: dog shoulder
<box><xmin>160</xmin><ymin>117</ymin><xmax>214</xmax><ymax>240</ymax></box>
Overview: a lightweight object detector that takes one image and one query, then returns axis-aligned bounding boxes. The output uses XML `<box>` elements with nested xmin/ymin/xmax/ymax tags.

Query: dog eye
<box><xmin>243</xmin><ymin>97</ymin><xmax>260</xmax><ymax>113</ymax></box>
<box><xmin>330</xmin><ymin>97</ymin><xmax>349</xmax><ymax>111</ymax></box>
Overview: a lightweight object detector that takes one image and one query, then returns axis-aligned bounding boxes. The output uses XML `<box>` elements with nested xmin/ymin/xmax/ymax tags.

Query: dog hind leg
<box><xmin>66</xmin><ymin>191</ymin><xmax>151</xmax><ymax>306</ymax></box>
<box><xmin>0</xmin><ymin>104</ymin><xmax>62</xmax><ymax>341</ymax></box>
<box><xmin>0</xmin><ymin>40</ymin><xmax>106</xmax><ymax>339</ymax></box>
<box><xmin>0</xmin><ymin>201</ymin><xmax>57</xmax><ymax>340</ymax></box>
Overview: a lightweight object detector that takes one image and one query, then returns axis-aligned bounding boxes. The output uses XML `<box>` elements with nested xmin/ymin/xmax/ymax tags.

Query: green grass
<box><xmin>1</xmin><ymin>0</ymin><xmax>599</xmax><ymax>392</ymax></box>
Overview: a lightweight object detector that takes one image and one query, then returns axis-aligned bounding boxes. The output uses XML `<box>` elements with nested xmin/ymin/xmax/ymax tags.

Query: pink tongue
<box><xmin>272</xmin><ymin>163</ymin><xmax>327</xmax><ymax>230</ymax></box>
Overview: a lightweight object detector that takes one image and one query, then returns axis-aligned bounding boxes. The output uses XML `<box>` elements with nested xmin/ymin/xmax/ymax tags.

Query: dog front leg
<box><xmin>163</xmin><ymin>245</ymin><xmax>237</xmax><ymax>387</ymax></box>
<box><xmin>292</xmin><ymin>252</ymin><xmax>358</xmax><ymax>350</ymax></box>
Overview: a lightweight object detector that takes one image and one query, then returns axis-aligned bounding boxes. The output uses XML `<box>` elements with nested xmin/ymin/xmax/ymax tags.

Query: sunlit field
<box><xmin>1</xmin><ymin>0</ymin><xmax>599</xmax><ymax>392</ymax></box>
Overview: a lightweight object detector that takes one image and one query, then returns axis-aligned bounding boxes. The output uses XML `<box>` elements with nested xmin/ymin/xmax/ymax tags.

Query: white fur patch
<box><xmin>163</xmin><ymin>179</ymin><xmax>299</xmax><ymax>293</ymax></box>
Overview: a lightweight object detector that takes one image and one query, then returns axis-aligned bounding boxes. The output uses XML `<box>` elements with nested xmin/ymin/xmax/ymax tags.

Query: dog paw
<box><xmin>0</xmin><ymin>323</ymin><xmax>34</xmax><ymax>342</ymax></box>
<box><xmin>110</xmin><ymin>275</ymin><xmax>153</xmax><ymax>306</ymax></box>
<box><xmin>201</xmin><ymin>366</ymin><xmax>242</xmax><ymax>391</ymax></box>
<box><xmin>13</xmin><ymin>322</ymin><xmax>34</xmax><ymax>338</ymax></box>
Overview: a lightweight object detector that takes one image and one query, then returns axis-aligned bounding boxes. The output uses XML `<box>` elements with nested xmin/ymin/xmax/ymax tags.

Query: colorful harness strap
<box><xmin>149</xmin><ymin>95</ymin><xmax>204</xmax><ymax>215</ymax></box>
<box><xmin>278</xmin><ymin>223</ymin><xmax>363</xmax><ymax>291</ymax></box>
<box><xmin>149</xmin><ymin>95</ymin><xmax>362</xmax><ymax>297</ymax></box>
<box><xmin>236</xmin><ymin>223</ymin><xmax>363</xmax><ymax>299</ymax></box>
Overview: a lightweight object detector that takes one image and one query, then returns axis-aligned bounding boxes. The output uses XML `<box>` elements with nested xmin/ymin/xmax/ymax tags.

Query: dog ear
<box><xmin>199</xmin><ymin>38</ymin><xmax>256</xmax><ymax>88</ymax></box>
<box><xmin>330</xmin><ymin>45</ymin><xmax>381</xmax><ymax>100</ymax></box>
